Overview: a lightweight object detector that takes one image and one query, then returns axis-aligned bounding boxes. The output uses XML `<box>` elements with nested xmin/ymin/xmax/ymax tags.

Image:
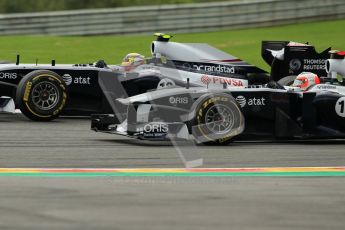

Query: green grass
<box><xmin>0</xmin><ymin>19</ymin><xmax>344</xmax><ymax>71</ymax></box>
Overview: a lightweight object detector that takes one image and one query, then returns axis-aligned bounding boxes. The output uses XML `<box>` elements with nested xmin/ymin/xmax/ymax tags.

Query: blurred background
<box><xmin>0</xmin><ymin>0</ymin><xmax>226</xmax><ymax>13</ymax></box>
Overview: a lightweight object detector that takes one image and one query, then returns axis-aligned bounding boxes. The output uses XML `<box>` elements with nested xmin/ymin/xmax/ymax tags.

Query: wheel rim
<box><xmin>204</xmin><ymin>104</ymin><xmax>234</xmax><ymax>135</ymax></box>
<box><xmin>31</xmin><ymin>81</ymin><xmax>60</xmax><ymax>111</ymax></box>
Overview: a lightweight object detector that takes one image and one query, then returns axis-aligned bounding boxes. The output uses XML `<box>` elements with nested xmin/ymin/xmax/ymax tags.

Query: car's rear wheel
<box><xmin>191</xmin><ymin>94</ymin><xmax>244</xmax><ymax>145</ymax></box>
<box><xmin>16</xmin><ymin>70</ymin><xmax>68</xmax><ymax>121</ymax></box>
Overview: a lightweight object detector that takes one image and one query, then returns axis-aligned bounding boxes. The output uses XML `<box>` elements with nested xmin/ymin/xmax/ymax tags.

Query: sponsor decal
<box><xmin>212</xmin><ymin>77</ymin><xmax>244</xmax><ymax>87</ymax></box>
<box><xmin>303</xmin><ymin>59</ymin><xmax>326</xmax><ymax>70</ymax></box>
<box><xmin>141</xmin><ymin>123</ymin><xmax>169</xmax><ymax>138</ymax></box>
<box><xmin>248</xmin><ymin>97</ymin><xmax>266</xmax><ymax>106</ymax></box>
<box><xmin>235</xmin><ymin>95</ymin><xmax>266</xmax><ymax>107</ymax></box>
<box><xmin>289</xmin><ymin>59</ymin><xmax>302</xmax><ymax>71</ymax></box>
<box><xmin>169</xmin><ymin>96</ymin><xmax>189</xmax><ymax>105</ymax></box>
<box><xmin>335</xmin><ymin>97</ymin><xmax>345</xmax><ymax>117</ymax></box>
<box><xmin>193</xmin><ymin>64</ymin><xmax>235</xmax><ymax>74</ymax></box>
<box><xmin>0</xmin><ymin>72</ymin><xmax>17</xmax><ymax>80</ymax></box>
<box><xmin>62</xmin><ymin>74</ymin><xmax>73</xmax><ymax>86</ymax></box>
<box><xmin>316</xmin><ymin>85</ymin><xmax>337</xmax><ymax>90</ymax></box>
<box><xmin>23</xmin><ymin>82</ymin><xmax>32</xmax><ymax>102</ymax></box>
<box><xmin>201</xmin><ymin>75</ymin><xmax>211</xmax><ymax>85</ymax></box>
<box><xmin>74</xmin><ymin>76</ymin><xmax>91</xmax><ymax>85</ymax></box>
<box><xmin>235</xmin><ymin>96</ymin><xmax>246</xmax><ymax>108</ymax></box>
<box><xmin>62</xmin><ymin>74</ymin><xmax>91</xmax><ymax>85</ymax></box>
<box><xmin>141</xmin><ymin>66</ymin><xmax>160</xmax><ymax>71</ymax></box>
<box><xmin>182</xmin><ymin>63</ymin><xmax>191</xmax><ymax>70</ymax></box>
<box><xmin>201</xmin><ymin>75</ymin><xmax>244</xmax><ymax>87</ymax></box>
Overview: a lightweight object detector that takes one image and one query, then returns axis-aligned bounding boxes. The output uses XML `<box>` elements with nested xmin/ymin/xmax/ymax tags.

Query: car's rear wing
<box><xmin>262</xmin><ymin>41</ymin><xmax>331</xmax><ymax>81</ymax></box>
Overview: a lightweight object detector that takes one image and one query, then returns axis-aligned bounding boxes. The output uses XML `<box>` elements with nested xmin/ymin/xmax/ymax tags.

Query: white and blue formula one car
<box><xmin>0</xmin><ymin>34</ymin><xmax>267</xmax><ymax>121</ymax></box>
<box><xmin>91</xmin><ymin>51</ymin><xmax>345</xmax><ymax>145</ymax></box>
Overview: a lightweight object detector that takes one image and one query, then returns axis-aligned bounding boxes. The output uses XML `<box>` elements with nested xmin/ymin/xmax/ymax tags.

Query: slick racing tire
<box><xmin>277</xmin><ymin>75</ymin><xmax>296</xmax><ymax>86</ymax></box>
<box><xmin>16</xmin><ymin>70</ymin><xmax>68</xmax><ymax>121</ymax></box>
<box><xmin>191</xmin><ymin>94</ymin><xmax>244</xmax><ymax>145</ymax></box>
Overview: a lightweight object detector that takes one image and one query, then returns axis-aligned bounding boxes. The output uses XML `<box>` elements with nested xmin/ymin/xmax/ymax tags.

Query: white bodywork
<box><xmin>0</xmin><ymin>96</ymin><xmax>15</xmax><ymax>113</ymax></box>
<box><xmin>308</xmin><ymin>84</ymin><xmax>345</xmax><ymax>95</ymax></box>
<box><xmin>132</xmin><ymin>64</ymin><xmax>248</xmax><ymax>90</ymax></box>
<box><xmin>326</xmin><ymin>59</ymin><xmax>345</xmax><ymax>78</ymax></box>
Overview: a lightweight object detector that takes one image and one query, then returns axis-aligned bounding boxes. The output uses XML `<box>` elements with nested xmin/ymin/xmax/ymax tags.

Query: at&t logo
<box><xmin>236</xmin><ymin>96</ymin><xmax>246</xmax><ymax>108</ymax></box>
<box><xmin>62</xmin><ymin>74</ymin><xmax>73</xmax><ymax>86</ymax></box>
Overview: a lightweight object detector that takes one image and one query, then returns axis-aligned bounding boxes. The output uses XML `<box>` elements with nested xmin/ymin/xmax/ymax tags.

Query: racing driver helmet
<box><xmin>292</xmin><ymin>72</ymin><xmax>321</xmax><ymax>90</ymax></box>
<box><xmin>121</xmin><ymin>53</ymin><xmax>145</xmax><ymax>71</ymax></box>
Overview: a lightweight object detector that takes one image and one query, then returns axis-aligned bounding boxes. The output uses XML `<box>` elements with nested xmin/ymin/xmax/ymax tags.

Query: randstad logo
<box><xmin>193</xmin><ymin>64</ymin><xmax>235</xmax><ymax>74</ymax></box>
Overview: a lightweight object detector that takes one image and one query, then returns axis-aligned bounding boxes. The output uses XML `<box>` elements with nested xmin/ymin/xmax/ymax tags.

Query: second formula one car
<box><xmin>91</xmin><ymin>51</ymin><xmax>345</xmax><ymax>145</ymax></box>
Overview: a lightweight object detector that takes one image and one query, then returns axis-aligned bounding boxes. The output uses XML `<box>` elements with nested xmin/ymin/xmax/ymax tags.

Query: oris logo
<box><xmin>62</xmin><ymin>74</ymin><xmax>73</xmax><ymax>86</ymax></box>
<box><xmin>169</xmin><ymin>96</ymin><xmax>189</xmax><ymax>105</ymax></box>
<box><xmin>0</xmin><ymin>72</ymin><xmax>17</xmax><ymax>79</ymax></box>
<box><xmin>235</xmin><ymin>96</ymin><xmax>246</xmax><ymax>108</ymax></box>
<box><xmin>143</xmin><ymin>123</ymin><xmax>169</xmax><ymax>133</ymax></box>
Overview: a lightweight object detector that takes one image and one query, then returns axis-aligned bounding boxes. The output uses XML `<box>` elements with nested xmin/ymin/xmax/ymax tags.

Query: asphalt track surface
<box><xmin>1</xmin><ymin>114</ymin><xmax>345</xmax><ymax>230</ymax></box>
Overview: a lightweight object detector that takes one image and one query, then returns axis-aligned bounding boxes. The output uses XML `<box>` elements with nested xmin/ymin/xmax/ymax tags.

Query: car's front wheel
<box><xmin>191</xmin><ymin>94</ymin><xmax>244</xmax><ymax>145</ymax></box>
<box><xmin>16</xmin><ymin>70</ymin><xmax>68</xmax><ymax>121</ymax></box>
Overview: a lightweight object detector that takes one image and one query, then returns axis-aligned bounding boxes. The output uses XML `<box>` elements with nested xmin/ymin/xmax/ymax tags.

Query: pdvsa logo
<box><xmin>212</xmin><ymin>77</ymin><xmax>244</xmax><ymax>87</ymax></box>
<box><xmin>0</xmin><ymin>72</ymin><xmax>17</xmax><ymax>79</ymax></box>
<box><xmin>201</xmin><ymin>75</ymin><xmax>244</xmax><ymax>87</ymax></box>
<box><xmin>201</xmin><ymin>75</ymin><xmax>211</xmax><ymax>85</ymax></box>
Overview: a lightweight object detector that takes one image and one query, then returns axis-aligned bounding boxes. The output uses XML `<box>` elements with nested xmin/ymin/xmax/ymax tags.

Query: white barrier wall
<box><xmin>0</xmin><ymin>0</ymin><xmax>344</xmax><ymax>36</ymax></box>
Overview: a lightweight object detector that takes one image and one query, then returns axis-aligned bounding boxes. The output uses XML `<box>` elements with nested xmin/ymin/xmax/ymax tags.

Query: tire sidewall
<box><xmin>16</xmin><ymin>70</ymin><xmax>67</xmax><ymax>121</ymax></box>
<box><xmin>192</xmin><ymin>94</ymin><xmax>243</xmax><ymax>145</ymax></box>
